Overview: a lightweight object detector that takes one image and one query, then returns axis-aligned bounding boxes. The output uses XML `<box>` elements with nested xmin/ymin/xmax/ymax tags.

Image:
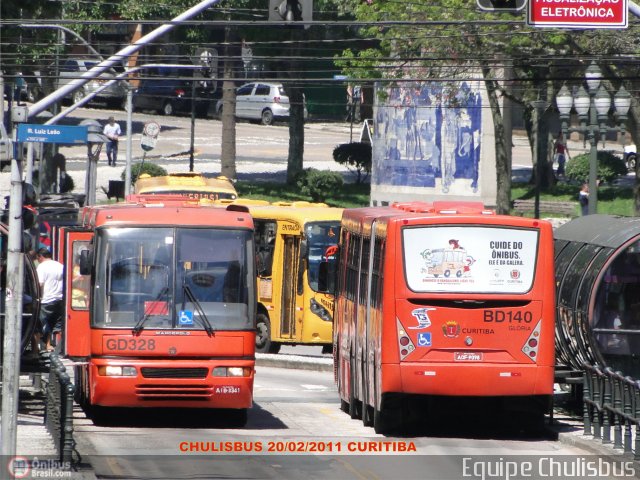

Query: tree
<box><xmin>331</xmin><ymin>1</ymin><xmax>640</xmax><ymax>213</ymax></box>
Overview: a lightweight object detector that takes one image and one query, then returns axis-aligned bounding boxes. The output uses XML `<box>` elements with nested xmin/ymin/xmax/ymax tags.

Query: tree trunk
<box><xmin>286</xmin><ymin>86</ymin><xmax>304</xmax><ymax>184</ymax></box>
<box><xmin>285</xmin><ymin>29</ymin><xmax>304</xmax><ymax>185</ymax></box>
<box><xmin>220</xmin><ymin>27</ymin><xmax>237</xmax><ymax>180</ymax></box>
<box><xmin>483</xmin><ymin>67</ymin><xmax>510</xmax><ymax>214</ymax></box>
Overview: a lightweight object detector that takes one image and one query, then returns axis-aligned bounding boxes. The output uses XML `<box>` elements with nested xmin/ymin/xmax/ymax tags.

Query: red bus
<box><xmin>63</xmin><ymin>198</ymin><xmax>256</xmax><ymax>425</ymax></box>
<box><xmin>327</xmin><ymin>201</ymin><xmax>555</xmax><ymax>433</ymax></box>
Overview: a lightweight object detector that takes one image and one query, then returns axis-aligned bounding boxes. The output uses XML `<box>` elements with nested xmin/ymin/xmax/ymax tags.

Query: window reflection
<box><xmin>594</xmin><ymin>241</ymin><xmax>640</xmax><ymax>356</ymax></box>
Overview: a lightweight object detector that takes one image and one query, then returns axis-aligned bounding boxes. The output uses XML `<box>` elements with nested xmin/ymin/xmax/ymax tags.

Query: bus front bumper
<box><xmin>90</xmin><ymin>359</ymin><xmax>254</xmax><ymax>408</ymax></box>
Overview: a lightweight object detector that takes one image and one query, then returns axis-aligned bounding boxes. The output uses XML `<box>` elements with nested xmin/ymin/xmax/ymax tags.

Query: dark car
<box><xmin>132</xmin><ymin>78</ymin><xmax>217</xmax><ymax>117</ymax></box>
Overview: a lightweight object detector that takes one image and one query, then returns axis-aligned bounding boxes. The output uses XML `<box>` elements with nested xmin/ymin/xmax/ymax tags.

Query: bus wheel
<box><xmin>340</xmin><ymin>398</ymin><xmax>350</xmax><ymax>413</ymax></box>
<box><xmin>321</xmin><ymin>344</ymin><xmax>333</xmax><ymax>355</ymax></box>
<box><xmin>373</xmin><ymin>406</ymin><xmax>393</xmax><ymax>434</ymax></box>
<box><xmin>363</xmin><ymin>404</ymin><xmax>374</xmax><ymax>427</ymax></box>
<box><xmin>90</xmin><ymin>406</ymin><xmax>112</xmax><ymax>426</ymax></box>
<box><xmin>226</xmin><ymin>408</ymin><xmax>248</xmax><ymax>428</ymax></box>
<box><xmin>255</xmin><ymin>313</ymin><xmax>274</xmax><ymax>353</ymax></box>
<box><xmin>456</xmin><ymin>270</ymin><xmax>462</xmax><ymax>278</ymax></box>
<box><xmin>348</xmin><ymin>361</ymin><xmax>362</xmax><ymax>419</ymax></box>
<box><xmin>444</xmin><ymin>270</ymin><xmax>451</xmax><ymax>278</ymax></box>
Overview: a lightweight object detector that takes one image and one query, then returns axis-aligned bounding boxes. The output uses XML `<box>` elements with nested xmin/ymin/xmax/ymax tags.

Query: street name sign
<box><xmin>16</xmin><ymin>124</ymin><xmax>88</xmax><ymax>144</ymax></box>
<box><xmin>528</xmin><ymin>0</ymin><xmax>628</xmax><ymax>28</ymax></box>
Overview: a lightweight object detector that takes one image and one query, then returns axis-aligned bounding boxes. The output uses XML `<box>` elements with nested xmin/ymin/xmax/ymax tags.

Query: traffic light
<box><xmin>476</xmin><ymin>0</ymin><xmax>526</xmax><ymax>12</ymax></box>
<box><xmin>269</xmin><ymin>0</ymin><xmax>312</xmax><ymax>28</ymax></box>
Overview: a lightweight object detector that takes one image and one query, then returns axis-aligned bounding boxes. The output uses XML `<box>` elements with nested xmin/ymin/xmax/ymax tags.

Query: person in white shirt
<box><xmin>35</xmin><ymin>247</ymin><xmax>64</xmax><ymax>353</ymax></box>
<box><xmin>103</xmin><ymin>116</ymin><xmax>122</xmax><ymax>167</ymax></box>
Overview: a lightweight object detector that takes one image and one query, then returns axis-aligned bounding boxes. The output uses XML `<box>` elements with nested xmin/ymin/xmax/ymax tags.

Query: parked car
<box><xmin>132</xmin><ymin>77</ymin><xmax>217</xmax><ymax>117</ymax></box>
<box><xmin>624</xmin><ymin>144</ymin><xmax>637</xmax><ymax>172</ymax></box>
<box><xmin>216</xmin><ymin>82</ymin><xmax>307</xmax><ymax>125</ymax></box>
<box><xmin>3</xmin><ymin>70</ymin><xmax>44</xmax><ymax>103</ymax></box>
<box><xmin>55</xmin><ymin>57</ymin><xmax>128</xmax><ymax>108</ymax></box>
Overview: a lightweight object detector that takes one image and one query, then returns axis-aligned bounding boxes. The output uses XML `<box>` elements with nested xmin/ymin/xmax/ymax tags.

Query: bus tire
<box><xmin>363</xmin><ymin>404</ymin><xmax>374</xmax><ymax>427</ymax></box>
<box><xmin>226</xmin><ymin>408</ymin><xmax>248</xmax><ymax>428</ymax></box>
<box><xmin>349</xmin><ymin>358</ymin><xmax>362</xmax><ymax>419</ymax></box>
<box><xmin>456</xmin><ymin>270</ymin><xmax>462</xmax><ymax>278</ymax></box>
<box><xmin>89</xmin><ymin>405</ymin><xmax>111</xmax><ymax>426</ymax></box>
<box><xmin>340</xmin><ymin>398</ymin><xmax>350</xmax><ymax>413</ymax></box>
<box><xmin>444</xmin><ymin>270</ymin><xmax>451</xmax><ymax>278</ymax></box>
<box><xmin>373</xmin><ymin>406</ymin><xmax>393</xmax><ymax>434</ymax></box>
<box><xmin>255</xmin><ymin>313</ymin><xmax>274</xmax><ymax>353</ymax></box>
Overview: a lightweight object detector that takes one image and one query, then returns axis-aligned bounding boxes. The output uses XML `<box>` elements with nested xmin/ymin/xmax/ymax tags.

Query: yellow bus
<box><xmin>134</xmin><ymin>172</ymin><xmax>238</xmax><ymax>201</ymax></box>
<box><xmin>233</xmin><ymin>201</ymin><xmax>343</xmax><ymax>353</ymax></box>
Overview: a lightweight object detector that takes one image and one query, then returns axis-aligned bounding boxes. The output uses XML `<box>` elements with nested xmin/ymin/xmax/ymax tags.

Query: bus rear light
<box><xmin>98</xmin><ymin>366</ymin><xmax>137</xmax><ymax>376</ymax></box>
<box><xmin>212</xmin><ymin>367</ymin><xmax>252</xmax><ymax>377</ymax></box>
<box><xmin>397</xmin><ymin>318</ymin><xmax>415</xmax><ymax>360</ymax></box>
<box><xmin>521</xmin><ymin>320</ymin><xmax>542</xmax><ymax>361</ymax></box>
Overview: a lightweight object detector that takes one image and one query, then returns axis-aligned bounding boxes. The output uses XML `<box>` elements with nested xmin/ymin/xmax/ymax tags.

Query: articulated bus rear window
<box><xmin>402</xmin><ymin>226</ymin><xmax>539</xmax><ymax>294</ymax></box>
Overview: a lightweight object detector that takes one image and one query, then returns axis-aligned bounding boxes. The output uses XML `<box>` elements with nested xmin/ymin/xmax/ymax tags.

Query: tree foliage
<box><xmin>333</xmin><ymin>142</ymin><xmax>371</xmax><ymax>184</ymax></box>
<box><xmin>565</xmin><ymin>151</ymin><xmax>628</xmax><ymax>185</ymax></box>
<box><xmin>331</xmin><ymin>0</ymin><xmax>640</xmax><ymax>213</ymax></box>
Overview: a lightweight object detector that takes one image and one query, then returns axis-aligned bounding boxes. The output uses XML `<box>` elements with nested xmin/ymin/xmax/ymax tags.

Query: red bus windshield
<box><xmin>402</xmin><ymin>225</ymin><xmax>539</xmax><ymax>294</ymax></box>
<box><xmin>92</xmin><ymin>226</ymin><xmax>255</xmax><ymax>330</ymax></box>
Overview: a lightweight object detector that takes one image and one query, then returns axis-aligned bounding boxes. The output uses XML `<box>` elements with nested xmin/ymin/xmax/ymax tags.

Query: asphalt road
<box><xmin>72</xmin><ymin>366</ymin><xmax>603</xmax><ymax>480</ymax></box>
<box><xmin>0</xmin><ymin>104</ymin><xmax>356</xmax><ymax>202</ymax></box>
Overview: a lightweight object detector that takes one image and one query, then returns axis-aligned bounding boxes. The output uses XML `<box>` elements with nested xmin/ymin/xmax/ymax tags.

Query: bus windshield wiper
<box><xmin>183</xmin><ymin>283</ymin><xmax>215</xmax><ymax>337</ymax></box>
<box><xmin>132</xmin><ymin>286</ymin><xmax>169</xmax><ymax>335</ymax></box>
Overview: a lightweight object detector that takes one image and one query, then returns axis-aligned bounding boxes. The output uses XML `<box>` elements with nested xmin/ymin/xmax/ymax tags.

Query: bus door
<box><xmin>63</xmin><ymin>228</ymin><xmax>93</xmax><ymax>358</ymax></box>
<box><xmin>280</xmin><ymin>234</ymin><xmax>301</xmax><ymax>338</ymax></box>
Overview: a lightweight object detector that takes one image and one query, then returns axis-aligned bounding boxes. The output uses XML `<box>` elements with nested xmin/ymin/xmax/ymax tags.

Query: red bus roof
<box><xmin>80</xmin><ymin>201</ymin><xmax>252</xmax><ymax>230</ymax></box>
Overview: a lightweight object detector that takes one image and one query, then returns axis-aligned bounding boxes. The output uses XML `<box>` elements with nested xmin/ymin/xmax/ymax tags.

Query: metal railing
<box><xmin>583</xmin><ymin>363</ymin><xmax>640</xmax><ymax>460</ymax></box>
<box><xmin>44</xmin><ymin>353</ymin><xmax>76</xmax><ymax>463</ymax></box>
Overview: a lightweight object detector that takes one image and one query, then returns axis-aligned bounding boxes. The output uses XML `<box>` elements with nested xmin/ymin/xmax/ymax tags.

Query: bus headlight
<box><xmin>98</xmin><ymin>366</ymin><xmax>137</xmax><ymax>376</ymax></box>
<box><xmin>212</xmin><ymin>367</ymin><xmax>252</xmax><ymax>377</ymax></box>
<box><xmin>310</xmin><ymin>298</ymin><xmax>332</xmax><ymax>322</ymax></box>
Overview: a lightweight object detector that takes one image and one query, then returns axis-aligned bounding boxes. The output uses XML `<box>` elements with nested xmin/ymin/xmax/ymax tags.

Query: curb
<box><xmin>255</xmin><ymin>353</ymin><xmax>332</xmax><ymax>372</ymax></box>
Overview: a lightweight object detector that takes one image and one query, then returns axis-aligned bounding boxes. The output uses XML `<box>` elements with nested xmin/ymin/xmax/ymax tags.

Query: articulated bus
<box><xmin>64</xmin><ymin>197</ymin><xmax>256</xmax><ymax>425</ymax></box>
<box><xmin>226</xmin><ymin>201</ymin><xmax>342</xmax><ymax>353</ymax></box>
<box><xmin>327</xmin><ymin>201</ymin><xmax>556</xmax><ymax>434</ymax></box>
<box><xmin>133</xmin><ymin>172</ymin><xmax>238</xmax><ymax>201</ymax></box>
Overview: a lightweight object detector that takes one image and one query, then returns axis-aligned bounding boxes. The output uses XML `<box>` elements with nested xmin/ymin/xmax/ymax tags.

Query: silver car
<box><xmin>56</xmin><ymin>58</ymin><xmax>128</xmax><ymax>108</ymax></box>
<box><xmin>216</xmin><ymin>82</ymin><xmax>307</xmax><ymax>125</ymax></box>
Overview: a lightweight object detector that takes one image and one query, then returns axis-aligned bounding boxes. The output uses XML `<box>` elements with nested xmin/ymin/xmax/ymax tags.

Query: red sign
<box><xmin>528</xmin><ymin>0</ymin><xmax>628</xmax><ymax>28</ymax></box>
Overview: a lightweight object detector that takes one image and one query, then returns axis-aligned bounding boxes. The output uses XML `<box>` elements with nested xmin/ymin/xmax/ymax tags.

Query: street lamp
<box><xmin>556</xmin><ymin>62</ymin><xmax>631</xmax><ymax>215</ymax></box>
<box><xmin>79</xmin><ymin>119</ymin><xmax>109</xmax><ymax>206</ymax></box>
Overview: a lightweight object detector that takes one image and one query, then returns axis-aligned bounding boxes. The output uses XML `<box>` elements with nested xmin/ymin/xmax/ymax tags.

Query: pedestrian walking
<box><xmin>35</xmin><ymin>247</ymin><xmax>64</xmax><ymax>354</ymax></box>
<box><xmin>554</xmin><ymin>133</ymin><xmax>570</xmax><ymax>178</ymax></box>
<box><xmin>579</xmin><ymin>183</ymin><xmax>589</xmax><ymax>216</ymax></box>
<box><xmin>103</xmin><ymin>116</ymin><xmax>121</xmax><ymax>167</ymax></box>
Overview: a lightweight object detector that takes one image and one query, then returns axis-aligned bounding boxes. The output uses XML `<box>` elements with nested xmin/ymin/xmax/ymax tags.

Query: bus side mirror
<box><xmin>79</xmin><ymin>249</ymin><xmax>92</xmax><ymax>275</ymax></box>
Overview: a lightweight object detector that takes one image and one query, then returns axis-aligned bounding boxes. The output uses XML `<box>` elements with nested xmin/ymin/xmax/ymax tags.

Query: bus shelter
<box><xmin>554</xmin><ymin>214</ymin><xmax>640</xmax><ymax>379</ymax></box>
